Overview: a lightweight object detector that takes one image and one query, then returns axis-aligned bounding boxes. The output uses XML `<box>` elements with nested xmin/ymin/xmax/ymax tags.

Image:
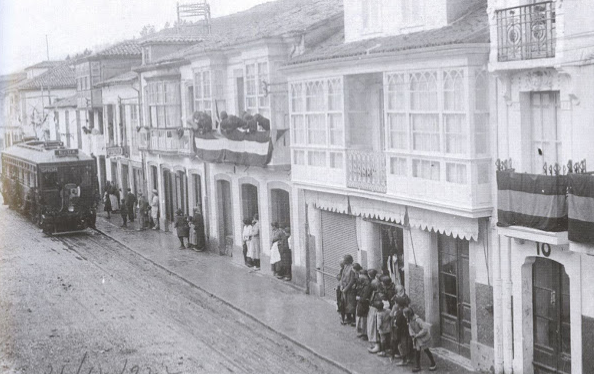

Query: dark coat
<box><xmin>174</xmin><ymin>215</ymin><xmax>190</xmax><ymax>237</ymax></box>
<box><xmin>192</xmin><ymin>212</ymin><xmax>206</xmax><ymax>249</ymax></box>
<box><xmin>279</xmin><ymin>234</ymin><xmax>292</xmax><ymax>267</ymax></box>
<box><xmin>356</xmin><ymin>275</ymin><xmax>372</xmax><ymax>317</ymax></box>
<box><xmin>125</xmin><ymin>193</ymin><xmax>137</xmax><ymax>211</ymax></box>
<box><xmin>103</xmin><ymin>192</ymin><xmax>112</xmax><ymax>212</ymax></box>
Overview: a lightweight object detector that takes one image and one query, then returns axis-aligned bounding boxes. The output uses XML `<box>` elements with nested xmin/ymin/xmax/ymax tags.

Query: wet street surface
<box><xmin>0</xmin><ymin>207</ymin><xmax>343</xmax><ymax>374</ymax></box>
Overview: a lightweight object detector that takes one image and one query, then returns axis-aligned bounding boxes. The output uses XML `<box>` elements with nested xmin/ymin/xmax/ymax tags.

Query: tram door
<box><xmin>533</xmin><ymin>258</ymin><xmax>571</xmax><ymax>374</ymax></box>
<box><xmin>438</xmin><ymin>234</ymin><xmax>471</xmax><ymax>358</ymax></box>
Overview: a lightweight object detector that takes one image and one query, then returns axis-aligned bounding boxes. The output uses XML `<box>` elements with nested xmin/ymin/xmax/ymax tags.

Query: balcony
<box><xmin>145</xmin><ymin>128</ymin><xmax>193</xmax><ymax>155</ymax></box>
<box><xmin>496</xmin><ymin>1</ymin><xmax>556</xmax><ymax>62</ymax></box>
<box><xmin>346</xmin><ymin>150</ymin><xmax>387</xmax><ymax>193</ymax></box>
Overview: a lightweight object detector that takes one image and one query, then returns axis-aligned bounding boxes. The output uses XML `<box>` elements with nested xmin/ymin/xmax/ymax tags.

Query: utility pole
<box><xmin>45</xmin><ymin>35</ymin><xmax>50</xmax><ymax>61</ymax></box>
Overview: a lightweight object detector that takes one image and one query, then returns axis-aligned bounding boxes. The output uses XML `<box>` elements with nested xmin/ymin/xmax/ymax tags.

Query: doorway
<box><xmin>532</xmin><ymin>258</ymin><xmax>571</xmax><ymax>374</ymax></box>
<box><xmin>438</xmin><ymin>234</ymin><xmax>471</xmax><ymax>358</ymax></box>
<box><xmin>111</xmin><ymin>160</ymin><xmax>118</xmax><ymax>187</ymax></box>
<box><xmin>241</xmin><ymin>184</ymin><xmax>259</xmax><ymax>222</ymax></box>
<box><xmin>270</xmin><ymin>189</ymin><xmax>290</xmax><ymax>228</ymax></box>
<box><xmin>132</xmin><ymin>167</ymin><xmax>142</xmax><ymax>196</ymax></box>
<box><xmin>217</xmin><ymin>180</ymin><xmax>234</xmax><ymax>256</ymax></box>
<box><xmin>380</xmin><ymin>225</ymin><xmax>404</xmax><ymax>286</ymax></box>
<box><xmin>174</xmin><ymin>170</ymin><xmax>187</xmax><ymax>215</ymax></box>
<box><xmin>162</xmin><ymin>169</ymin><xmax>174</xmax><ymax>222</ymax></box>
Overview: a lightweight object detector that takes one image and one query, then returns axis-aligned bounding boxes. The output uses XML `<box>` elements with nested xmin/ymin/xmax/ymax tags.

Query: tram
<box><xmin>1</xmin><ymin>140</ymin><xmax>99</xmax><ymax>234</ymax></box>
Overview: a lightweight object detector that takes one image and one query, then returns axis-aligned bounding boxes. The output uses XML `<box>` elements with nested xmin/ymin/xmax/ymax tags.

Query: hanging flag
<box><xmin>568</xmin><ymin>173</ymin><xmax>594</xmax><ymax>244</ymax></box>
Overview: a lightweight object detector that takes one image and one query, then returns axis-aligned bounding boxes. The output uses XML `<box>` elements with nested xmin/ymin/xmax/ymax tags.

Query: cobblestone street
<box><xmin>0</xmin><ymin>205</ymin><xmax>343</xmax><ymax>374</ymax></box>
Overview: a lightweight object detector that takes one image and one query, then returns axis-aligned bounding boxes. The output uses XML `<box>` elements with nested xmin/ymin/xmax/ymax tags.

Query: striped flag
<box><xmin>568</xmin><ymin>173</ymin><xmax>594</xmax><ymax>244</ymax></box>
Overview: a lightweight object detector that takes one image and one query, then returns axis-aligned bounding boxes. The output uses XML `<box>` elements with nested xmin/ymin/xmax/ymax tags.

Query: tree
<box><xmin>140</xmin><ymin>24</ymin><xmax>156</xmax><ymax>37</ymax></box>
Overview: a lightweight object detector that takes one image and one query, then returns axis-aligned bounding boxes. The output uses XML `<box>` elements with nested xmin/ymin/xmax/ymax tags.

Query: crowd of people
<box><xmin>239</xmin><ymin>214</ymin><xmax>292</xmax><ymax>281</ymax></box>
<box><xmin>102</xmin><ymin>183</ymin><xmax>206</xmax><ymax>251</ymax></box>
<box><xmin>337</xmin><ymin>254</ymin><xmax>437</xmax><ymax>372</ymax></box>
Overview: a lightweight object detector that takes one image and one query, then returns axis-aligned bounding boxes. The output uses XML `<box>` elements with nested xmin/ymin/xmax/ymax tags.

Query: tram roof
<box><xmin>1</xmin><ymin>141</ymin><xmax>94</xmax><ymax>165</ymax></box>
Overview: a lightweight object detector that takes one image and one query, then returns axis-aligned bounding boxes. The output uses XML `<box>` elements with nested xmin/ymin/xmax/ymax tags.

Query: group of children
<box><xmin>337</xmin><ymin>254</ymin><xmax>437</xmax><ymax>373</ymax></box>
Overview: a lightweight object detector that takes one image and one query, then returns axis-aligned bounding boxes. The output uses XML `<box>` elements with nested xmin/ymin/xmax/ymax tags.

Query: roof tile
<box><xmin>16</xmin><ymin>63</ymin><xmax>76</xmax><ymax>91</ymax></box>
<box><xmin>288</xmin><ymin>2</ymin><xmax>489</xmax><ymax>66</ymax></box>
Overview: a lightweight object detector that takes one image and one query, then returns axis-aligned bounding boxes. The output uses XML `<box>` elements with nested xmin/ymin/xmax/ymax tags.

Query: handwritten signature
<box><xmin>43</xmin><ymin>352</ymin><xmax>183</xmax><ymax>374</ymax></box>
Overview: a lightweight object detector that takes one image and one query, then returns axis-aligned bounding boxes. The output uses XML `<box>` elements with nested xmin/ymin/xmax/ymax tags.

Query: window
<box><xmin>146</xmin><ymin>81</ymin><xmax>181</xmax><ymax>128</ymax></box>
<box><xmin>412</xmin><ymin>159</ymin><xmax>440</xmax><ymax>181</ymax></box>
<box><xmin>308</xmin><ymin>151</ymin><xmax>326</xmax><ymax>167</ymax></box>
<box><xmin>531</xmin><ymin>91</ymin><xmax>561</xmax><ymax>172</ymax></box>
<box><xmin>290</xmin><ymin>78</ymin><xmax>345</xmax><ymax>168</ymax></box>
<box><xmin>329</xmin><ymin>152</ymin><xmax>343</xmax><ymax>169</ymax></box>
<box><xmin>390</xmin><ymin>157</ymin><xmax>407</xmax><ymax>176</ymax></box>
<box><xmin>402</xmin><ymin>0</ymin><xmax>423</xmax><ymax>26</ymax></box>
<box><xmin>412</xmin><ymin>114</ymin><xmax>439</xmax><ymax>152</ymax></box>
<box><xmin>446</xmin><ymin>163</ymin><xmax>467</xmax><ymax>184</ymax></box>
<box><xmin>245</xmin><ymin>62</ymin><xmax>270</xmax><ymax>118</ymax></box>
<box><xmin>474</xmin><ymin>71</ymin><xmax>489</xmax><ymax>156</ymax></box>
<box><xmin>293</xmin><ymin>150</ymin><xmax>306</xmax><ymax>165</ymax></box>
<box><xmin>91</xmin><ymin>62</ymin><xmax>101</xmax><ymax>86</ymax></box>
<box><xmin>194</xmin><ymin>70</ymin><xmax>211</xmax><ymax>112</ymax></box>
<box><xmin>142</xmin><ymin>47</ymin><xmax>151</xmax><ymax>65</ymax></box>
<box><xmin>362</xmin><ymin>0</ymin><xmax>382</xmax><ymax>33</ymax></box>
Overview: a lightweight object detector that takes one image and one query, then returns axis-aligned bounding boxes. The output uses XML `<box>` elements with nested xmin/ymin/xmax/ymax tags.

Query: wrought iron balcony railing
<box><xmin>346</xmin><ymin>150</ymin><xmax>387</xmax><ymax>193</ymax></box>
<box><xmin>496</xmin><ymin>1</ymin><xmax>556</xmax><ymax>62</ymax></box>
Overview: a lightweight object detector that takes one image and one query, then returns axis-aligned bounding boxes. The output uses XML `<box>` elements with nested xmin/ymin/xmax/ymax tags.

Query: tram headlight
<box><xmin>68</xmin><ymin>205</ymin><xmax>74</xmax><ymax>212</ymax></box>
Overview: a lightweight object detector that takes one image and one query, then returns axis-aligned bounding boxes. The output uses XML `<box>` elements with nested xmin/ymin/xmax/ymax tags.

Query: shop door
<box><xmin>380</xmin><ymin>225</ymin><xmax>404</xmax><ymax>287</ymax></box>
<box><xmin>217</xmin><ymin>180</ymin><xmax>234</xmax><ymax>256</ymax></box>
<box><xmin>533</xmin><ymin>258</ymin><xmax>571</xmax><ymax>374</ymax></box>
<box><xmin>320</xmin><ymin>211</ymin><xmax>358</xmax><ymax>298</ymax></box>
<box><xmin>438</xmin><ymin>235</ymin><xmax>471</xmax><ymax>358</ymax></box>
<box><xmin>111</xmin><ymin>160</ymin><xmax>118</xmax><ymax>187</ymax></box>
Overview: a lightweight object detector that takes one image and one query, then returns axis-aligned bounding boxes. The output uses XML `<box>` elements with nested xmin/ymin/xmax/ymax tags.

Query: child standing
<box><xmin>404</xmin><ymin>307</ymin><xmax>437</xmax><ymax>372</ymax></box>
<box><xmin>375</xmin><ymin>300</ymin><xmax>392</xmax><ymax>357</ymax></box>
<box><xmin>391</xmin><ymin>291</ymin><xmax>413</xmax><ymax>365</ymax></box>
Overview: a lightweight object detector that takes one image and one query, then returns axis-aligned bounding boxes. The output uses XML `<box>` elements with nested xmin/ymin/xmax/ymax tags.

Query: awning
<box><xmin>349</xmin><ymin>196</ymin><xmax>406</xmax><ymax>224</ymax></box>
<box><xmin>407</xmin><ymin>207</ymin><xmax>479</xmax><ymax>241</ymax></box>
<box><xmin>304</xmin><ymin>191</ymin><xmax>349</xmax><ymax>214</ymax></box>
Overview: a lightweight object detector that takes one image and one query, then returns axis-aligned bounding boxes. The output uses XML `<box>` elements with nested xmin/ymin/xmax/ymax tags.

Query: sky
<box><xmin>0</xmin><ymin>0</ymin><xmax>270</xmax><ymax>75</ymax></box>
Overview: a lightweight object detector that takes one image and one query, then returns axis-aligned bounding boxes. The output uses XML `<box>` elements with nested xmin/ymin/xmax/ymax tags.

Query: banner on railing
<box><xmin>568</xmin><ymin>174</ymin><xmax>594</xmax><ymax>244</ymax></box>
<box><xmin>497</xmin><ymin>171</ymin><xmax>568</xmax><ymax>232</ymax></box>
<box><xmin>194</xmin><ymin>130</ymin><xmax>273</xmax><ymax>167</ymax></box>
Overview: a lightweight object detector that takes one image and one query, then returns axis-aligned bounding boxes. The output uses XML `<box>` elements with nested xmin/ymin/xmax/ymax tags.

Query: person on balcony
<box><xmin>253</xmin><ymin>113</ymin><xmax>270</xmax><ymax>131</ymax></box>
<box><xmin>220</xmin><ymin>111</ymin><xmax>245</xmax><ymax>135</ymax></box>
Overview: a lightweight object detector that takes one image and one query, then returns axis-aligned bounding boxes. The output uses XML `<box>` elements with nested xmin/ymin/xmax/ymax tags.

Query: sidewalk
<box><xmin>95</xmin><ymin>214</ymin><xmax>475</xmax><ymax>374</ymax></box>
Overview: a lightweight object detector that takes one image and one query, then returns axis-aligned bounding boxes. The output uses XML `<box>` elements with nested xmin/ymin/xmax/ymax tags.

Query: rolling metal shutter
<box><xmin>321</xmin><ymin>211</ymin><xmax>358</xmax><ymax>299</ymax></box>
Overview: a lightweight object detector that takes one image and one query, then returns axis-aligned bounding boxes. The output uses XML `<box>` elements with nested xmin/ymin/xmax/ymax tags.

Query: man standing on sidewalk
<box><xmin>150</xmin><ymin>190</ymin><xmax>160</xmax><ymax>230</ymax></box>
<box><xmin>137</xmin><ymin>192</ymin><xmax>149</xmax><ymax>230</ymax></box>
<box><xmin>125</xmin><ymin>188</ymin><xmax>137</xmax><ymax>223</ymax></box>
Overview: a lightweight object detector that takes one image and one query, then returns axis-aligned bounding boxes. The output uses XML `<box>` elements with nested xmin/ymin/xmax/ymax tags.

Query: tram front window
<box><xmin>42</xmin><ymin>172</ymin><xmax>58</xmax><ymax>189</ymax></box>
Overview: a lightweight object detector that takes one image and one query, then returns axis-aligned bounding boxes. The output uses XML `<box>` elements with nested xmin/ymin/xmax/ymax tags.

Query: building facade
<box><xmin>286</xmin><ymin>0</ymin><xmax>495</xmax><ymax>371</ymax></box>
<box><xmin>489</xmin><ymin>0</ymin><xmax>594</xmax><ymax>373</ymax></box>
